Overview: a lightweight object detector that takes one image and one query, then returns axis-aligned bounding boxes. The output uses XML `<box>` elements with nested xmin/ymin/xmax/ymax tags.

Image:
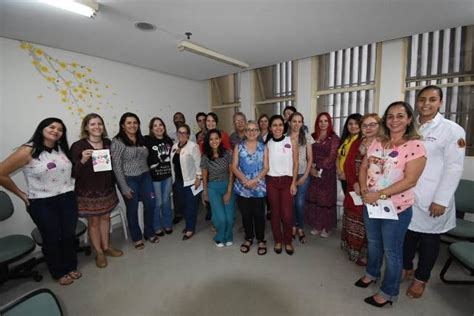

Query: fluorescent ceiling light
<box><xmin>41</xmin><ymin>0</ymin><xmax>98</xmax><ymax>18</ymax></box>
<box><xmin>177</xmin><ymin>40</ymin><xmax>249</xmax><ymax>69</ymax></box>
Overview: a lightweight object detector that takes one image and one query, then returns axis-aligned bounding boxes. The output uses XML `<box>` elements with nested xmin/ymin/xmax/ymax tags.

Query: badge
<box><xmin>457</xmin><ymin>138</ymin><xmax>466</xmax><ymax>148</ymax></box>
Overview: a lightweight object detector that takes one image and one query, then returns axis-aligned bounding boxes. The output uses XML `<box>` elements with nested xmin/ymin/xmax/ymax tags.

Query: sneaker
<box><xmin>215</xmin><ymin>242</ymin><xmax>225</xmax><ymax>248</ymax></box>
<box><xmin>320</xmin><ymin>229</ymin><xmax>331</xmax><ymax>238</ymax></box>
<box><xmin>310</xmin><ymin>229</ymin><xmax>321</xmax><ymax>236</ymax></box>
<box><xmin>225</xmin><ymin>241</ymin><xmax>233</xmax><ymax>247</ymax></box>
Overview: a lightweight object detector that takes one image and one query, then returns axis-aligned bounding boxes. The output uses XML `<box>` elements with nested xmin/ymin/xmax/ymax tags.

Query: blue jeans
<box><xmin>124</xmin><ymin>172</ymin><xmax>156</xmax><ymax>242</ymax></box>
<box><xmin>294</xmin><ymin>174</ymin><xmax>310</xmax><ymax>228</ymax></box>
<box><xmin>173</xmin><ymin>180</ymin><xmax>199</xmax><ymax>232</ymax></box>
<box><xmin>152</xmin><ymin>177</ymin><xmax>173</xmax><ymax>231</ymax></box>
<box><xmin>27</xmin><ymin>191</ymin><xmax>78</xmax><ymax>279</ymax></box>
<box><xmin>364</xmin><ymin>206</ymin><xmax>413</xmax><ymax>302</ymax></box>
<box><xmin>208</xmin><ymin>180</ymin><xmax>235</xmax><ymax>243</ymax></box>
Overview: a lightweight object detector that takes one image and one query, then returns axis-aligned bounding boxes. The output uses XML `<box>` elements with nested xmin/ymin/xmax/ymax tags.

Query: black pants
<box><xmin>403</xmin><ymin>229</ymin><xmax>440</xmax><ymax>282</ymax></box>
<box><xmin>237</xmin><ymin>196</ymin><xmax>266</xmax><ymax>242</ymax></box>
<box><xmin>28</xmin><ymin>191</ymin><xmax>78</xmax><ymax>279</ymax></box>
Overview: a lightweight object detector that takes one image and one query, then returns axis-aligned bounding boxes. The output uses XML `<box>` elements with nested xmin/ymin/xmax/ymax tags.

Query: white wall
<box><xmin>0</xmin><ymin>37</ymin><xmax>208</xmax><ymax>237</ymax></box>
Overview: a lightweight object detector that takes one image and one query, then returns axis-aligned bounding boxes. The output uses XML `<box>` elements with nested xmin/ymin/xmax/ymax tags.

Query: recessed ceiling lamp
<box><xmin>41</xmin><ymin>0</ymin><xmax>99</xmax><ymax>18</ymax></box>
<box><xmin>177</xmin><ymin>32</ymin><xmax>249</xmax><ymax>69</ymax></box>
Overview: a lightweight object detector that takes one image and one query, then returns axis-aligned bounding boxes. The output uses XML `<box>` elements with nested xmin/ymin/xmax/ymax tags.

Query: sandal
<box><xmin>147</xmin><ymin>235</ymin><xmax>160</xmax><ymax>243</ymax></box>
<box><xmin>156</xmin><ymin>230</ymin><xmax>165</xmax><ymax>237</ymax></box>
<box><xmin>298</xmin><ymin>229</ymin><xmax>307</xmax><ymax>244</ymax></box>
<box><xmin>134</xmin><ymin>241</ymin><xmax>145</xmax><ymax>250</ymax></box>
<box><xmin>274</xmin><ymin>243</ymin><xmax>283</xmax><ymax>254</ymax></box>
<box><xmin>68</xmin><ymin>270</ymin><xmax>82</xmax><ymax>280</ymax></box>
<box><xmin>58</xmin><ymin>274</ymin><xmax>74</xmax><ymax>286</ymax></box>
<box><xmin>257</xmin><ymin>241</ymin><xmax>267</xmax><ymax>256</ymax></box>
<box><xmin>240</xmin><ymin>240</ymin><xmax>253</xmax><ymax>254</ymax></box>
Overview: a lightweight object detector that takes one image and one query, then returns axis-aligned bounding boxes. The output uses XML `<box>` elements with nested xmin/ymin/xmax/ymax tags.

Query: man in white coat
<box><xmin>402</xmin><ymin>85</ymin><xmax>466</xmax><ymax>299</ymax></box>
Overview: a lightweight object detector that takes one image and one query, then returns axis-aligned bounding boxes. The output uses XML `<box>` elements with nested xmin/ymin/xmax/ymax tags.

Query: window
<box><xmin>405</xmin><ymin>25</ymin><xmax>474</xmax><ymax>156</ymax></box>
<box><xmin>314</xmin><ymin>44</ymin><xmax>380</xmax><ymax>134</ymax></box>
<box><xmin>209</xmin><ymin>73</ymin><xmax>241</xmax><ymax>133</ymax></box>
<box><xmin>254</xmin><ymin>61</ymin><xmax>296</xmax><ymax>118</ymax></box>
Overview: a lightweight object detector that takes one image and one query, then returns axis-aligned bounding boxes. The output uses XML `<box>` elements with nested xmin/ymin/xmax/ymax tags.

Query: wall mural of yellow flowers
<box><xmin>18</xmin><ymin>41</ymin><xmax>142</xmax><ymax>127</ymax></box>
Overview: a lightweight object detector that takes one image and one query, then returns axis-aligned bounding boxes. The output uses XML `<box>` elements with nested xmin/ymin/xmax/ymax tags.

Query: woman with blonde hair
<box><xmin>71</xmin><ymin>113</ymin><xmax>122</xmax><ymax>268</ymax></box>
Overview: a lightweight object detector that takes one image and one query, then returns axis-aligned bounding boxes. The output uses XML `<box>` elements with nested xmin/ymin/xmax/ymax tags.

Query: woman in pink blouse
<box><xmin>354</xmin><ymin>102</ymin><xmax>426</xmax><ymax>308</ymax></box>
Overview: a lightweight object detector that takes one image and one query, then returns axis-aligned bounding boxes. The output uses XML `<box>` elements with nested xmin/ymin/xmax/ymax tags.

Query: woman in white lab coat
<box><xmin>402</xmin><ymin>85</ymin><xmax>466</xmax><ymax>299</ymax></box>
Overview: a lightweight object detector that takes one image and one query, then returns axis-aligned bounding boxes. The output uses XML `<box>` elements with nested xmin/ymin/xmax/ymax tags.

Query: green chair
<box><xmin>0</xmin><ymin>288</ymin><xmax>63</xmax><ymax>316</ymax></box>
<box><xmin>444</xmin><ymin>179</ymin><xmax>474</xmax><ymax>242</ymax></box>
<box><xmin>0</xmin><ymin>191</ymin><xmax>42</xmax><ymax>286</ymax></box>
<box><xmin>440</xmin><ymin>241</ymin><xmax>474</xmax><ymax>284</ymax></box>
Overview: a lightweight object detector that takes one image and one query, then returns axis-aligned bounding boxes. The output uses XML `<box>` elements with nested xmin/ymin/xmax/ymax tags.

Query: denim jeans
<box><xmin>173</xmin><ymin>179</ymin><xmax>199</xmax><ymax>232</ymax></box>
<box><xmin>124</xmin><ymin>172</ymin><xmax>156</xmax><ymax>242</ymax></box>
<box><xmin>152</xmin><ymin>177</ymin><xmax>173</xmax><ymax>231</ymax></box>
<box><xmin>27</xmin><ymin>191</ymin><xmax>78</xmax><ymax>279</ymax></box>
<box><xmin>364</xmin><ymin>206</ymin><xmax>413</xmax><ymax>302</ymax></box>
<box><xmin>208</xmin><ymin>180</ymin><xmax>235</xmax><ymax>243</ymax></box>
<box><xmin>294</xmin><ymin>174</ymin><xmax>310</xmax><ymax>228</ymax></box>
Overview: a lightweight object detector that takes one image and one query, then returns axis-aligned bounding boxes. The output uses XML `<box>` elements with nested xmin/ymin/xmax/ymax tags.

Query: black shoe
<box><xmin>285</xmin><ymin>244</ymin><xmax>294</xmax><ymax>256</ymax></box>
<box><xmin>182</xmin><ymin>232</ymin><xmax>194</xmax><ymax>240</ymax></box>
<box><xmin>164</xmin><ymin>229</ymin><xmax>173</xmax><ymax>235</ymax></box>
<box><xmin>354</xmin><ymin>278</ymin><xmax>376</xmax><ymax>288</ymax></box>
<box><xmin>156</xmin><ymin>231</ymin><xmax>165</xmax><ymax>237</ymax></box>
<box><xmin>173</xmin><ymin>216</ymin><xmax>183</xmax><ymax>224</ymax></box>
<box><xmin>364</xmin><ymin>296</ymin><xmax>392</xmax><ymax>308</ymax></box>
<box><xmin>274</xmin><ymin>243</ymin><xmax>282</xmax><ymax>254</ymax></box>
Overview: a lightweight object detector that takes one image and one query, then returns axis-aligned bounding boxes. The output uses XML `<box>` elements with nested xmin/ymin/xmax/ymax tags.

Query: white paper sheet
<box><xmin>365</xmin><ymin>199</ymin><xmax>399</xmax><ymax>220</ymax></box>
<box><xmin>190</xmin><ymin>182</ymin><xmax>203</xmax><ymax>196</ymax></box>
<box><xmin>92</xmin><ymin>149</ymin><xmax>112</xmax><ymax>172</ymax></box>
<box><xmin>349</xmin><ymin>191</ymin><xmax>363</xmax><ymax>206</ymax></box>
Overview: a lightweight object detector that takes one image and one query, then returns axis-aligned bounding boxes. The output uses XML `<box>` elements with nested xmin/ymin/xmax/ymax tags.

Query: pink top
<box><xmin>366</xmin><ymin>139</ymin><xmax>426</xmax><ymax>213</ymax></box>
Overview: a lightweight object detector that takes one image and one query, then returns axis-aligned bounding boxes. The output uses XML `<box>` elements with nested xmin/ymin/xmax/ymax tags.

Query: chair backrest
<box><xmin>0</xmin><ymin>191</ymin><xmax>14</xmax><ymax>221</ymax></box>
<box><xmin>455</xmin><ymin>179</ymin><xmax>474</xmax><ymax>214</ymax></box>
<box><xmin>0</xmin><ymin>288</ymin><xmax>63</xmax><ymax>316</ymax></box>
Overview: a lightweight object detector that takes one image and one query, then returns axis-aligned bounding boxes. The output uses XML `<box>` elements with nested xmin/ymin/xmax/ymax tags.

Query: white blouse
<box><xmin>23</xmin><ymin>147</ymin><xmax>75</xmax><ymax>199</ymax></box>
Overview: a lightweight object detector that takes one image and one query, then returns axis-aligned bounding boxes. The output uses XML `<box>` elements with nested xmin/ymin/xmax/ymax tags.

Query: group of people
<box><xmin>0</xmin><ymin>85</ymin><xmax>466</xmax><ymax>308</ymax></box>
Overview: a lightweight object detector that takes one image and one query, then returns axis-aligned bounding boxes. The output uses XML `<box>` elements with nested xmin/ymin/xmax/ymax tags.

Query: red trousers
<box><xmin>266</xmin><ymin>176</ymin><xmax>294</xmax><ymax>244</ymax></box>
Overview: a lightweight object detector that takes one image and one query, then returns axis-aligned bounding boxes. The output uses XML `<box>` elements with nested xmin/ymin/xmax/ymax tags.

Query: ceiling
<box><xmin>1</xmin><ymin>0</ymin><xmax>474</xmax><ymax>81</ymax></box>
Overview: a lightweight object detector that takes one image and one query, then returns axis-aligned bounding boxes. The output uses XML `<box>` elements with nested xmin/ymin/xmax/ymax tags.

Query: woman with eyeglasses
<box><xmin>111</xmin><ymin>112</ymin><xmax>158</xmax><ymax>250</ymax></box>
<box><xmin>232</xmin><ymin>121</ymin><xmax>269</xmax><ymax>255</ymax></box>
<box><xmin>337</xmin><ymin>114</ymin><xmax>363</xmax><ymax>194</ymax></box>
<box><xmin>355</xmin><ymin>102</ymin><xmax>426</xmax><ymax>308</ymax></box>
<box><xmin>341</xmin><ymin>113</ymin><xmax>380</xmax><ymax>266</ymax></box>
<box><xmin>170</xmin><ymin>124</ymin><xmax>202</xmax><ymax>240</ymax></box>
<box><xmin>305</xmin><ymin>112</ymin><xmax>340</xmax><ymax>238</ymax></box>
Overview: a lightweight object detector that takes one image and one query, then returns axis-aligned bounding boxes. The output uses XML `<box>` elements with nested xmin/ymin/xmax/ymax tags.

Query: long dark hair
<box><xmin>380</xmin><ymin>101</ymin><xmax>421</xmax><ymax>140</ymax></box>
<box><xmin>114</xmin><ymin>112</ymin><xmax>145</xmax><ymax>146</ymax></box>
<box><xmin>287</xmin><ymin>112</ymin><xmax>307</xmax><ymax>146</ymax></box>
<box><xmin>204</xmin><ymin>129</ymin><xmax>225</xmax><ymax>160</ymax></box>
<box><xmin>338</xmin><ymin>113</ymin><xmax>362</xmax><ymax>148</ymax></box>
<box><xmin>27</xmin><ymin>117</ymin><xmax>71</xmax><ymax>160</ymax></box>
<box><xmin>148</xmin><ymin>117</ymin><xmax>172</xmax><ymax>143</ymax></box>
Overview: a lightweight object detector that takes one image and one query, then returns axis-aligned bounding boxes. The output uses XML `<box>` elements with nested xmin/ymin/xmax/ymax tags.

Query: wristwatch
<box><xmin>379</xmin><ymin>191</ymin><xmax>388</xmax><ymax>200</ymax></box>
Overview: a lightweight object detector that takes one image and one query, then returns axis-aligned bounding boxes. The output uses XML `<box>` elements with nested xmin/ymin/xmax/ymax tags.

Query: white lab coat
<box><xmin>409</xmin><ymin>113</ymin><xmax>466</xmax><ymax>233</ymax></box>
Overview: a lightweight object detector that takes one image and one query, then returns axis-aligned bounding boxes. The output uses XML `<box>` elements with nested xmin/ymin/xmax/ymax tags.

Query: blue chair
<box><xmin>444</xmin><ymin>179</ymin><xmax>474</xmax><ymax>242</ymax></box>
<box><xmin>0</xmin><ymin>288</ymin><xmax>63</xmax><ymax>316</ymax></box>
<box><xmin>0</xmin><ymin>191</ymin><xmax>42</xmax><ymax>285</ymax></box>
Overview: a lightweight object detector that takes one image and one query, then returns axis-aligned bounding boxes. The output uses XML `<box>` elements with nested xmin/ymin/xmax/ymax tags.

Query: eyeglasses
<box><xmin>245</xmin><ymin>128</ymin><xmax>259</xmax><ymax>133</ymax></box>
<box><xmin>234</xmin><ymin>119</ymin><xmax>245</xmax><ymax>124</ymax></box>
<box><xmin>361</xmin><ymin>122</ymin><xmax>379</xmax><ymax>129</ymax></box>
